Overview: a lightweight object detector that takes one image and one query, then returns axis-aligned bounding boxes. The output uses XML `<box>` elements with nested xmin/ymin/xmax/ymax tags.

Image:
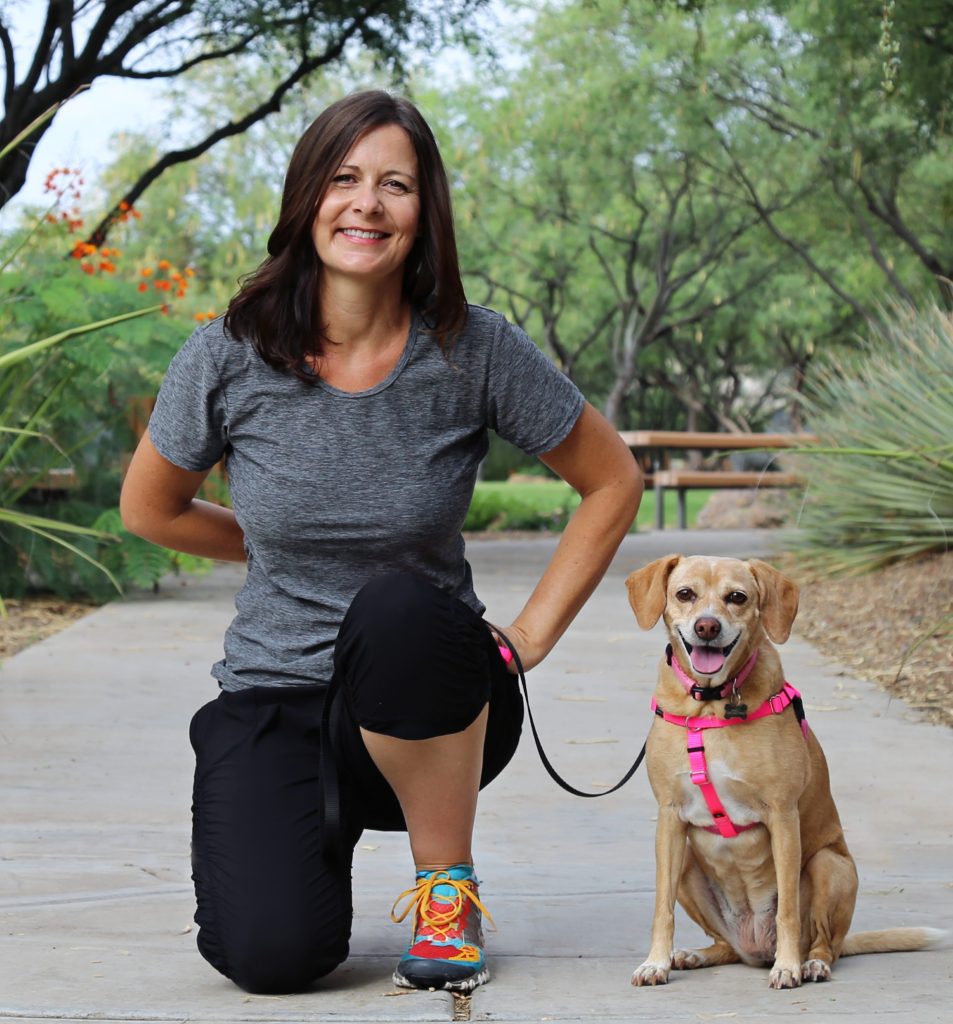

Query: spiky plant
<box><xmin>791</xmin><ymin>302</ymin><xmax>953</xmax><ymax>576</ymax></box>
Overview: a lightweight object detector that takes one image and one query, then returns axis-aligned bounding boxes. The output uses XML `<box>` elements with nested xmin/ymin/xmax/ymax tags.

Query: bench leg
<box><xmin>655</xmin><ymin>482</ymin><xmax>665</xmax><ymax>530</ymax></box>
<box><xmin>677</xmin><ymin>488</ymin><xmax>687</xmax><ymax>530</ymax></box>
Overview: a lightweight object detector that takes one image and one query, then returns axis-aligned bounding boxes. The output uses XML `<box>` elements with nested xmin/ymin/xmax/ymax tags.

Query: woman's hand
<box><xmin>489</xmin><ymin>622</ymin><xmax>549</xmax><ymax>675</ymax></box>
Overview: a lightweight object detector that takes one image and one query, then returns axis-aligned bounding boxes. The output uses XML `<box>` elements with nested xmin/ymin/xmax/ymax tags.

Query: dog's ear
<box><xmin>747</xmin><ymin>559</ymin><xmax>799</xmax><ymax>643</ymax></box>
<box><xmin>625</xmin><ymin>555</ymin><xmax>682</xmax><ymax>630</ymax></box>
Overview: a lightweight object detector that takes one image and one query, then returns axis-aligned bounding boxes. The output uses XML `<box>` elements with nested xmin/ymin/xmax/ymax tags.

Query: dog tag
<box><xmin>725</xmin><ymin>701</ymin><xmax>748</xmax><ymax>720</ymax></box>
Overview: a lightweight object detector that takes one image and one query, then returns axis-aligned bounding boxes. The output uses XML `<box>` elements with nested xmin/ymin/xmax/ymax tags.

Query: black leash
<box><xmin>492</xmin><ymin>625</ymin><xmax>648</xmax><ymax>799</ymax></box>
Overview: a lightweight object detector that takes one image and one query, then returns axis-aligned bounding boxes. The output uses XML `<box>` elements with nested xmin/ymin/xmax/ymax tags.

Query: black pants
<box><xmin>188</xmin><ymin>572</ymin><xmax>523</xmax><ymax>994</ymax></box>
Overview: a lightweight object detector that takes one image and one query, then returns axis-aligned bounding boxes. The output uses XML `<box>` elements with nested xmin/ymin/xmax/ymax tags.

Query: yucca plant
<box><xmin>790</xmin><ymin>302</ymin><xmax>953</xmax><ymax>575</ymax></box>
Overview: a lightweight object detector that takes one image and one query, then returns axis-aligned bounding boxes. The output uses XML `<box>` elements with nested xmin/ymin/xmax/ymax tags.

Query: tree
<box><xmin>679</xmin><ymin>0</ymin><xmax>953</xmax><ymax>308</ymax></box>
<box><xmin>0</xmin><ymin>0</ymin><xmax>487</xmax><ymax>241</ymax></box>
<box><xmin>438</xmin><ymin>0</ymin><xmax>795</xmax><ymax>428</ymax></box>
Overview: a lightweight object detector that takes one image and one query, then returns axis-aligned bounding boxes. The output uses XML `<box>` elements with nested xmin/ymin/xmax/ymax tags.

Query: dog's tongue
<box><xmin>690</xmin><ymin>646</ymin><xmax>726</xmax><ymax>675</ymax></box>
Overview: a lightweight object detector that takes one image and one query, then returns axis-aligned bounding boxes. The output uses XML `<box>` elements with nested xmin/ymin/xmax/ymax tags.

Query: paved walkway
<box><xmin>2</xmin><ymin>531</ymin><xmax>951</xmax><ymax>1023</ymax></box>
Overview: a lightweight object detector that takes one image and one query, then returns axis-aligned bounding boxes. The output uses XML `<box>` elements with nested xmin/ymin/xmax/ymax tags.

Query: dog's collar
<box><xmin>665</xmin><ymin>643</ymin><xmax>758</xmax><ymax>702</ymax></box>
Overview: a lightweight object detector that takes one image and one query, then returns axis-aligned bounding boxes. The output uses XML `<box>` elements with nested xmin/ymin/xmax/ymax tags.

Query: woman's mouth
<box><xmin>340</xmin><ymin>228</ymin><xmax>388</xmax><ymax>240</ymax></box>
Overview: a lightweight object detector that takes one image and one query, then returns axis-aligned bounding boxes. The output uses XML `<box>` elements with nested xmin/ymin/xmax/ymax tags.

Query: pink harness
<box><xmin>652</xmin><ymin>648</ymin><xmax>809</xmax><ymax>839</ymax></box>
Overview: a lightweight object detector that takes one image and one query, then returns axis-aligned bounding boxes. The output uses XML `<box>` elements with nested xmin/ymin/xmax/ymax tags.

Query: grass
<box><xmin>465</xmin><ymin>480</ymin><xmax>712</xmax><ymax>532</ymax></box>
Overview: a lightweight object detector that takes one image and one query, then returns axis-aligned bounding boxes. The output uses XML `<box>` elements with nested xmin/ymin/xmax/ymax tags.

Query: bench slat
<box><xmin>621</xmin><ymin>431</ymin><xmax>816</xmax><ymax>450</ymax></box>
<box><xmin>654</xmin><ymin>470</ymin><xmax>802</xmax><ymax>488</ymax></box>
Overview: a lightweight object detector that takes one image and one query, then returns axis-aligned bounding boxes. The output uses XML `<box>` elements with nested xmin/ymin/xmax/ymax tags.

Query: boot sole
<box><xmin>392</xmin><ymin>965</ymin><xmax>490</xmax><ymax>993</ymax></box>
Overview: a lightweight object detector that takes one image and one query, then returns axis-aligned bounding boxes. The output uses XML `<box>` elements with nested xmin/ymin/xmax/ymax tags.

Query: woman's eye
<box><xmin>384</xmin><ymin>179</ymin><xmax>409</xmax><ymax>192</ymax></box>
<box><xmin>332</xmin><ymin>174</ymin><xmax>356</xmax><ymax>185</ymax></box>
<box><xmin>675</xmin><ymin>588</ymin><xmax>695</xmax><ymax>603</ymax></box>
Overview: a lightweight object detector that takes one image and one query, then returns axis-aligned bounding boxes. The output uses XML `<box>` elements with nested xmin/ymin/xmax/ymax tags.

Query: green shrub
<box><xmin>0</xmin><ymin>123</ymin><xmax>207</xmax><ymax>604</ymax></box>
<box><xmin>791</xmin><ymin>302</ymin><xmax>953</xmax><ymax>574</ymax></box>
<box><xmin>465</xmin><ymin>481</ymin><xmax>581</xmax><ymax>531</ymax></box>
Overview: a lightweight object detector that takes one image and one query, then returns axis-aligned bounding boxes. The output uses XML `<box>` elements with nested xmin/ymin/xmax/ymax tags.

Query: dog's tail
<box><xmin>841</xmin><ymin>927</ymin><xmax>948</xmax><ymax>957</ymax></box>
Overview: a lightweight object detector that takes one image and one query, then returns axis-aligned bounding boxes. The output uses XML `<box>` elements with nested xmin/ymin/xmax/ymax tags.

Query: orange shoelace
<box><xmin>390</xmin><ymin>870</ymin><xmax>496</xmax><ymax>941</ymax></box>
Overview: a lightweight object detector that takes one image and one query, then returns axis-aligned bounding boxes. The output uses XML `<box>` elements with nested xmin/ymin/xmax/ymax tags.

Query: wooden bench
<box><xmin>620</xmin><ymin>430</ymin><xmax>816</xmax><ymax>529</ymax></box>
<box><xmin>653</xmin><ymin>469</ymin><xmax>803</xmax><ymax>529</ymax></box>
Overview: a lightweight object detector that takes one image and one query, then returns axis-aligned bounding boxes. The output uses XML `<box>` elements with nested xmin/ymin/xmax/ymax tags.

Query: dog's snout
<box><xmin>694</xmin><ymin>616</ymin><xmax>721</xmax><ymax>641</ymax></box>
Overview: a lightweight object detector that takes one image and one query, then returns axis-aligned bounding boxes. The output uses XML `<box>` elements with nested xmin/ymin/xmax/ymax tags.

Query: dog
<box><xmin>625</xmin><ymin>554</ymin><xmax>942</xmax><ymax>989</ymax></box>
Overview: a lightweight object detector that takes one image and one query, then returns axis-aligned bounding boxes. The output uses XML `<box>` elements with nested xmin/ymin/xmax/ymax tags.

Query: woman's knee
<box><xmin>339</xmin><ymin>572</ymin><xmax>450</xmax><ymax>655</ymax></box>
<box><xmin>200</xmin><ymin>914</ymin><xmax>350</xmax><ymax>995</ymax></box>
<box><xmin>336</xmin><ymin>573</ymin><xmax>494</xmax><ymax>738</ymax></box>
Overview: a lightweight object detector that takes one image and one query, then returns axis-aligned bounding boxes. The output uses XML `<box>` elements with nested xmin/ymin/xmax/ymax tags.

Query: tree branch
<box><xmin>84</xmin><ymin>5</ymin><xmax>386</xmax><ymax>245</ymax></box>
<box><xmin>20</xmin><ymin>1</ymin><xmax>61</xmax><ymax>103</ymax></box>
<box><xmin>0</xmin><ymin>17</ymin><xmax>16</xmax><ymax>109</ymax></box>
<box><xmin>707</xmin><ymin>118</ymin><xmax>869</xmax><ymax>320</ymax></box>
<box><xmin>116</xmin><ymin>31</ymin><xmax>260</xmax><ymax>78</ymax></box>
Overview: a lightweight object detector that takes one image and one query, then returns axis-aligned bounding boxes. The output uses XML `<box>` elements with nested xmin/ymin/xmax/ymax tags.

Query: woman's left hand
<box><xmin>490</xmin><ymin>622</ymin><xmax>546</xmax><ymax>675</ymax></box>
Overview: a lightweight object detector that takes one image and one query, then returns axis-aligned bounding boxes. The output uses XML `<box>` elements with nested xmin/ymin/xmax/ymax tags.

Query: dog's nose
<box><xmin>694</xmin><ymin>617</ymin><xmax>721</xmax><ymax>641</ymax></box>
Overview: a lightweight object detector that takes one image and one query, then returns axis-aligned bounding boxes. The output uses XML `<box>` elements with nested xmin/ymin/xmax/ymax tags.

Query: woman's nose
<box><xmin>352</xmin><ymin>182</ymin><xmax>383</xmax><ymax>214</ymax></box>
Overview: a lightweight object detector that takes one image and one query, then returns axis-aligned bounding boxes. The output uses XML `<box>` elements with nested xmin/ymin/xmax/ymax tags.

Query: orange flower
<box><xmin>194</xmin><ymin>312</ymin><xmax>207</xmax><ymax>322</ymax></box>
<box><xmin>140</xmin><ymin>267</ymin><xmax>153</xmax><ymax>277</ymax></box>
<box><xmin>119</xmin><ymin>201</ymin><xmax>130</xmax><ymax>211</ymax></box>
<box><xmin>158</xmin><ymin>259</ymin><xmax>170</xmax><ymax>270</ymax></box>
<box><xmin>184</xmin><ymin>267</ymin><xmax>195</xmax><ymax>278</ymax></box>
<box><xmin>154</xmin><ymin>279</ymin><xmax>171</xmax><ymax>291</ymax></box>
<box><xmin>99</xmin><ymin>260</ymin><xmax>116</xmax><ymax>273</ymax></box>
<box><xmin>138</xmin><ymin>282</ymin><xmax>149</xmax><ymax>293</ymax></box>
<box><xmin>80</xmin><ymin>262</ymin><xmax>94</xmax><ymax>275</ymax></box>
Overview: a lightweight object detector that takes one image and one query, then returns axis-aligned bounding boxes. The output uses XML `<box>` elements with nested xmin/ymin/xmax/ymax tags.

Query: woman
<box><xmin>120</xmin><ymin>90</ymin><xmax>642</xmax><ymax>997</ymax></box>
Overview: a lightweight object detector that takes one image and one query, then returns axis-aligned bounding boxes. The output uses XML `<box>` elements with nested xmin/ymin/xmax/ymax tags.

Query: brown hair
<box><xmin>225</xmin><ymin>90</ymin><xmax>467</xmax><ymax>380</ymax></box>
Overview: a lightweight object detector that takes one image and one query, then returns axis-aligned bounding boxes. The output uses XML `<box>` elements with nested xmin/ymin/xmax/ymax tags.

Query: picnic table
<box><xmin>620</xmin><ymin>430</ymin><xmax>817</xmax><ymax>529</ymax></box>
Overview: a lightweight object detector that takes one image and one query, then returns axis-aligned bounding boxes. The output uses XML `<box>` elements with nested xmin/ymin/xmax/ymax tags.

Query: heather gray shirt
<box><xmin>148</xmin><ymin>304</ymin><xmax>585</xmax><ymax>691</ymax></box>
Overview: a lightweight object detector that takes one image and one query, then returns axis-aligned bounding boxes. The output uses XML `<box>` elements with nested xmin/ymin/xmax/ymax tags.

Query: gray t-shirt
<box><xmin>148</xmin><ymin>304</ymin><xmax>585</xmax><ymax>691</ymax></box>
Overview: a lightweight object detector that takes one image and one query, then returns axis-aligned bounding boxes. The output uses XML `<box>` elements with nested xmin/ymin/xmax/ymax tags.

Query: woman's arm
<box><xmin>119</xmin><ymin>432</ymin><xmax>246</xmax><ymax>562</ymax></box>
<box><xmin>497</xmin><ymin>402</ymin><xmax>643</xmax><ymax>671</ymax></box>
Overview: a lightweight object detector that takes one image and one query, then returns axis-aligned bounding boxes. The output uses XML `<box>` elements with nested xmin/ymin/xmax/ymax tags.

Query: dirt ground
<box><xmin>792</xmin><ymin>550</ymin><xmax>953</xmax><ymax>730</ymax></box>
<box><xmin>2</xmin><ymin>550</ymin><xmax>950</xmax><ymax>730</ymax></box>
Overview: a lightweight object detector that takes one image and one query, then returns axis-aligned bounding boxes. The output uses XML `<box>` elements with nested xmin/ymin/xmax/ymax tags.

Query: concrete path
<box><xmin>2</xmin><ymin>530</ymin><xmax>951</xmax><ymax>1023</ymax></box>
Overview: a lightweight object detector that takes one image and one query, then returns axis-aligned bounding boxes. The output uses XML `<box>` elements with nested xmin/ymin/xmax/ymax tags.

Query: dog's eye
<box><xmin>675</xmin><ymin>588</ymin><xmax>695</xmax><ymax>603</ymax></box>
<box><xmin>726</xmin><ymin>591</ymin><xmax>748</xmax><ymax>605</ymax></box>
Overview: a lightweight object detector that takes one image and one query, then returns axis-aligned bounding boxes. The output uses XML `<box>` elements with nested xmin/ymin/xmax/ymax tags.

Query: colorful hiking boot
<box><xmin>391</xmin><ymin>864</ymin><xmax>493</xmax><ymax>992</ymax></box>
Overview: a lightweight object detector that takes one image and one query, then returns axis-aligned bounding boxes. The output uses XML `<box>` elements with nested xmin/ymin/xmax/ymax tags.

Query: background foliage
<box><xmin>2</xmin><ymin>0</ymin><xmax>951</xmax><ymax>597</ymax></box>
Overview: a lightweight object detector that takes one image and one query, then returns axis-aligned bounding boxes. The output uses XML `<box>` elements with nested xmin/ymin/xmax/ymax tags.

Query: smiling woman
<box><xmin>117</xmin><ymin>88</ymin><xmax>642</xmax><ymax>998</ymax></box>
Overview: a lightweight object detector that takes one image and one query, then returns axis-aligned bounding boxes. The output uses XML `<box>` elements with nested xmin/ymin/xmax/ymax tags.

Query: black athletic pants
<box><xmin>188</xmin><ymin>572</ymin><xmax>523</xmax><ymax>994</ymax></box>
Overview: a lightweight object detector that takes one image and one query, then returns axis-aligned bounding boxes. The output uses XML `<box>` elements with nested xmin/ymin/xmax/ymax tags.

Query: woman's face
<box><xmin>312</xmin><ymin>124</ymin><xmax>421</xmax><ymax>290</ymax></box>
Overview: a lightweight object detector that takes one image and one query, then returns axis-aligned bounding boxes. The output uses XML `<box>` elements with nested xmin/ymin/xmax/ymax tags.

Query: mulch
<box><xmin>0</xmin><ymin>597</ymin><xmax>97</xmax><ymax>660</ymax></box>
<box><xmin>792</xmin><ymin>551</ymin><xmax>953</xmax><ymax>730</ymax></box>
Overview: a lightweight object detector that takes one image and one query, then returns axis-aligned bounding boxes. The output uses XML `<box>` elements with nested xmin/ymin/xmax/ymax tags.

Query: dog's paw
<box><xmin>671</xmin><ymin>948</ymin><xmax>705</xmax><ymax>970</ymax></box>
<box><xmin>801</xmin><ymin>958</ymin><xmax>832</xmax><ymax>982</ymax></box>
<box><xmin>631</xmin><ymin>961</ymin><xmax>671</xmax><ymax>986</ymax></box>
<box><xmin>769</xmin><ymin>962</ymin><xmax>803</xmax><ymax>989</ymax></box>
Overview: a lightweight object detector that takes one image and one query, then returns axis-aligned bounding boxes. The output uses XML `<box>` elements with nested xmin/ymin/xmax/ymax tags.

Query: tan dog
<box><xmin>626</xmin><ymin>554</ymin><xmax>942</xmax><ymax>989</ymax></box>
